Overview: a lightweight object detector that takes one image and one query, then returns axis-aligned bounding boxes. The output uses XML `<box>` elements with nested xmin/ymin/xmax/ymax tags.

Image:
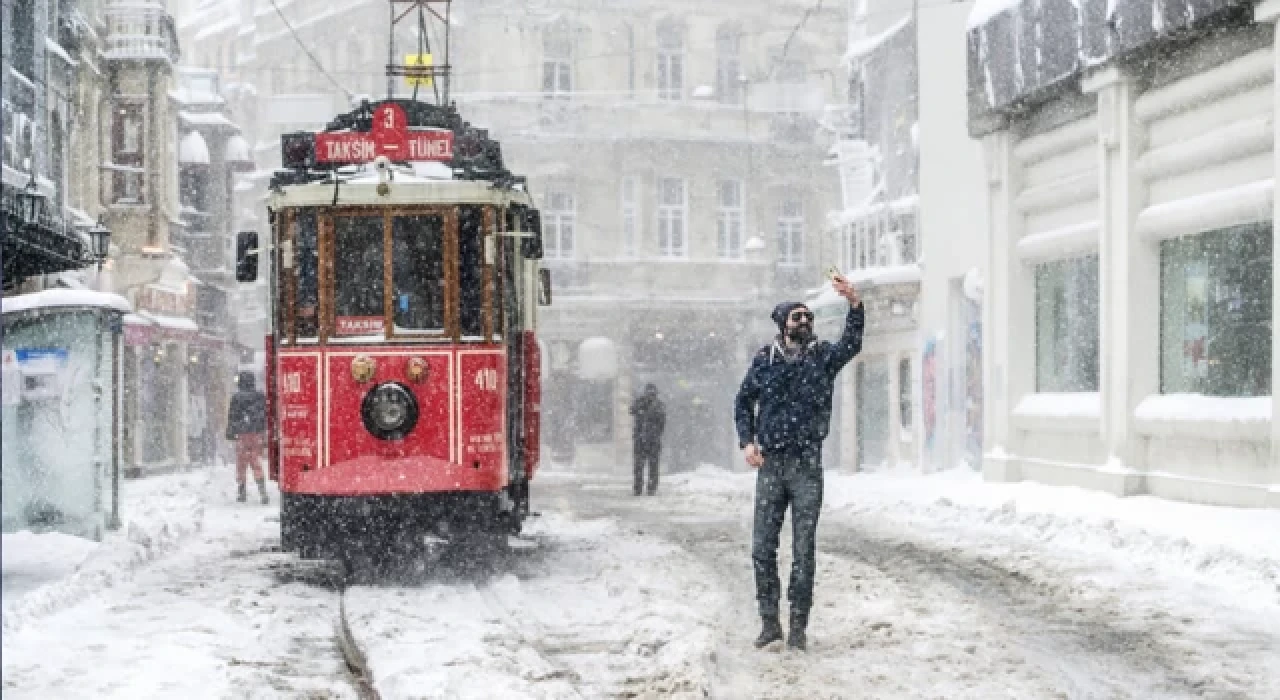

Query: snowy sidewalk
<box><xmin>2</xmin><ymin>472</ymin><xmax>356</xmax><ymax>699</ymax></box>
<box><xmin>2</xmin><ymin>468</ymin><xmax>213</xmax><ymax>633</ymax></box>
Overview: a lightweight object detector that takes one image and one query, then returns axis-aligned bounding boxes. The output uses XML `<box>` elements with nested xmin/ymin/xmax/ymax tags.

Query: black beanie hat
<box><xmin>771</xmin><ymin>301</ymin><xmax>808</xmax><ymax>331</ymax></box>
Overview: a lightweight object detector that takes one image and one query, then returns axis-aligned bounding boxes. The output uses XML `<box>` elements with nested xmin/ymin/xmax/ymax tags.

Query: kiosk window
<box><xmin>334</xmin><ymin>216</ymin><xmax>385</xmax><ymax>336</ymax></box>
<box><xmin>392</xmin><ymin>215</ymin><xmax>446</xmax><ymax>332</ymax></box>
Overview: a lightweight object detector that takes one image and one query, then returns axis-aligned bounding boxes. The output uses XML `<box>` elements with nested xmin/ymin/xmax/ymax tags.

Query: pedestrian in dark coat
<box><xmin>226</xmin><ymin>371</ymin><xmax>269</xmax><ymax>504</ymax></box>
<box><xmin>629</xmin><ymin>384</ymin><xmax>666</xmax><ymax>496</ymax></box>
<box><xmin>734</xmin><ymin>274</ymin><xmax>864</xmax><ymax>651</ymax></box>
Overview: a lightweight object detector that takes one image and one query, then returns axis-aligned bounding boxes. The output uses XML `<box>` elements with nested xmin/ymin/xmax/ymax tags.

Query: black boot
<box><xmin>753</xmin><ymin>615</ymin><xmax>784</xmax><ymax>649</ymax></box>
<box><xmin>236</xmin><ymin>483</ymin><xmax>247</xmax><ymax>503</ymax></box>
<box><xmin>787</xmin><ymin>610</ymin><xmax>809</xmax><ymax>651</ymax></box>
<box><xmin>257</xmin><ymin>480</ymin><xmax>269</xmax><ymax>505</ymax></box>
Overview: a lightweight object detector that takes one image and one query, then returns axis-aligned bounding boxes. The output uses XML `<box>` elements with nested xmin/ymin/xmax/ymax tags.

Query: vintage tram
<box><xmin>236</xmin><ymin>96</ymin><xmax>548</xmax><ymax>563</ymax></box>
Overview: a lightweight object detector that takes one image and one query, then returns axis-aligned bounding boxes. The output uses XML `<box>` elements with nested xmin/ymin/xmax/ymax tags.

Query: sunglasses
<box><xmin>789</xmin><ymin>311</ymin><xmax>814</xmax><ymax>323</ymax></box>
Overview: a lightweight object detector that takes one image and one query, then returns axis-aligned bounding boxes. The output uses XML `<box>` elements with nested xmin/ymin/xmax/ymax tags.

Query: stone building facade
<box><xmin>178</xmin><ymin>0</ymin><xmax>848</xmax><ymax>472</ymax></box>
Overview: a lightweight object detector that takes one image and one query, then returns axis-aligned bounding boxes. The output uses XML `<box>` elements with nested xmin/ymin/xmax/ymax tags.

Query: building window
<box><xmin>1160</xmin><ymin>223</ymin><xmax>1272</xmax><ymax>396</ymax></box>
<box><xmin>544</xmin><ymin>188</ymin><xmax>576</xmax><ymax>259</ymax></box>
<box><xmin>11</xmin><ymin>0</ymin><xmax>36</xmax><ymax>78</ymax></box>
<box><xmin>656</xmin><ymin>20</ymin><xmax>684</xmax><ymax>101</ymax></box>
<box><xmin>112</xmin><ymin>104</ymin><xmax>145</xmax><ymax>204</ymax></box>
<box><xmin>899</xmin><ymin>357</ymin><xmax>913</xmax><ymax>432</ymax></box>
<box><xmin>1035</xmin><ymin>255</ymin><xmax>1100</xmax><ymax>392</ymax></box>
<box><xmin>776</xmin><ymin>197</ymin><xmax>805</xmax><ymax>266</ymax></box>
<box><xmin>542</xmin><ymin>29</ymin><xmax>573</xmax><ymax>98</ymax></box>
<box><xmin>715</xmin><ymin>25</ymin><xmax>743</xmax><ymax>105</ymax></box>
<box><xmin>839</xmin><ymin>224</ymin><xmax>853</xmax><ymax>273</ymax></box>
<box><xmin>620</xmin><ymin>176</ymin><xmax>638</xmax><ymax>257</ymax></box>
<box><xmin>717</xmin><ymin>179</ymin><xmax>744</xmax><ymax>260</ymax></box>
<box><xmin>896</xmin><ymin>211</ymin><xmax>919</xmax><ymax>265</ymax></box>
<box><xmin>657</xmin><ymin>177</ymin><xmax>687</xmax><ymax>258</ymax></box>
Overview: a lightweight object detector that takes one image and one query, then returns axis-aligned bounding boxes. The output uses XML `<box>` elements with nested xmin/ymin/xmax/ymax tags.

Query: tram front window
<box><xmin>334</xmin><ymin>216</ymin><xmax>385</xmax><ymax>336</ymax></box>
<box><xmin>392</xmin><ymin>215</ymin><xmax>445</xmax><ymax>332</ymax></box>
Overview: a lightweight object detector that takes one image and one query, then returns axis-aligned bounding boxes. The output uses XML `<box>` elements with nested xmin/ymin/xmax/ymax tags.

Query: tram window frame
<box><xmin>294</xmin><ymin>209</ymin><xmax>320</xmax><ymax>342</ymax></box>
<box><xmin>331</xmin><ymin>214</ymin><xmax>388</xmax><ymax>340</ymax></box>
<box><xmin>391</xmin><ymin>214</ymin><xmax>447</xmax><ymax>337</ymax></box>
<box><xmin>309</xmin><ymin>205</ymin><xmax>509</xmax><ymax>344</ymax></box>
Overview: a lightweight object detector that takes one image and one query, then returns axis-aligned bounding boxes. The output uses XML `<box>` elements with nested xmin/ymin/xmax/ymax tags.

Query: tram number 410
<box><xmin>473</xmin><ymin>368</ymin><xmax>500</xmax><ymax>392</ymax></box>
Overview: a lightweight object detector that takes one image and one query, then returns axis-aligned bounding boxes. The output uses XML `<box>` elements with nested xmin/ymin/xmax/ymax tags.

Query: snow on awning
<box><xmin>179</xmin><ymin>130</ymin><xmax>210</xmax><ymax>165</ymax></box>
<box><xmin>225</xmin><ymin>134</ymin><xmax>253</xmax><ymax>169</ymax></box>
<box><xmin>179</xmin><ymin>111</ymin><xmax>238</xmax><ymax>131</ymax></box>
<box><xmin>2</xmin><ymin>290</ymin><xmax>132</xmax><ymax>316</ymax></box>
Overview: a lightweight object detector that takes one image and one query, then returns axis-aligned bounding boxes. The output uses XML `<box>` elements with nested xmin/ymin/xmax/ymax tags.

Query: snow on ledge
<box><xmin>1134</xmin><ymin>394</ymin><xmax>1272</xmax><ymax>441</ymax></box>
<box><xmin>1012</xmin><ymin>392</ymin><xmax>1101</xmax><ymax>433</ymax></box>
<box><xmin>2</xmin><ymin>290</ymin><xmax>132</xmax><ymax>316</ymax></box>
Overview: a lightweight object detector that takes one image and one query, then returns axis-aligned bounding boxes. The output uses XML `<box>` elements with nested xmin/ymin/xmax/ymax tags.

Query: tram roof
<box><xmin>269</xmin><ymin>172</ymin><xmax>536</xmax><ymax>210</ymax></box>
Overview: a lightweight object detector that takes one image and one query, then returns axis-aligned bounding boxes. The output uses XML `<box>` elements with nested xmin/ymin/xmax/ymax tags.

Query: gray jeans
<box><xmin>752</xmin><ymin>452</ymin><xmax>824</xmax><ymax>617</ymax></box>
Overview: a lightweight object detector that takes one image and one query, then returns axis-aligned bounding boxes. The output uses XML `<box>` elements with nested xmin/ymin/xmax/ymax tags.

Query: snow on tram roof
<box><xmin>269</xmin><ymin>169</ymin><xmax>535</xmax><ymax>209</ymax></box>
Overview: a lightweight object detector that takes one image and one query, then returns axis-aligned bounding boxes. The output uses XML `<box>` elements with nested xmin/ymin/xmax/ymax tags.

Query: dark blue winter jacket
<box><xmin>734</xmin><ymin>306</ymin><xmax>864</xmax><ymax>457</ymax></box>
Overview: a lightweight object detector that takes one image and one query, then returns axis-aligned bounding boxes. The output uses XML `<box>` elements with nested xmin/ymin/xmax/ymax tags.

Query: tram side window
<box><xmin>334</xmin><ymin>216</ymin><xmax>385</xmax><ymax>336</ymax></box>
<box><xmin>392</xmin><ymin>215</ymin><xmax>445</xmax><ymax>332</ymax></box>
<box><xmin>459</xmin><ymin>206</ymin><xmax>484</xmax><ymax>338</ymax></box>
<box><xmin>295</xmin><ymin>209</ymin><xmax>319</xmax><ymax>339</ymax></box>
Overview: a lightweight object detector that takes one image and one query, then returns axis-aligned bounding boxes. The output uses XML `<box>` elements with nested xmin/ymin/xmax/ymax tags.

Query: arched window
<box><xmin>655</xmin><ymin>20</ymin><xmax>684</xmax><ymax>101</ymax></box>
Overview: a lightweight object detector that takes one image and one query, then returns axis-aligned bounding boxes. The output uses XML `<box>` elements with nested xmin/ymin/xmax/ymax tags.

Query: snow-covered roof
<box><xmin>179</xmin><ymin>131</ymin><xmax>211</xmax><ymax>165</ymax></box>
<box><xmin>2</xmin><ymin>290</ymin><xmax>132</xmax><ymax>316</ymax></box>
<box><xmin>136</xmin><ymin>311</ymin><xmax>199</xmax><ymax>333</ymax></box>
<box><xmin>967</xmin><ymin>0</ymin><xmax>1023</xmax><ymax>30</ymax></box>
<box><xmin>844</xmin><ymin>14</ymin><xmax>912</xmax><ymax>65</ymax></box>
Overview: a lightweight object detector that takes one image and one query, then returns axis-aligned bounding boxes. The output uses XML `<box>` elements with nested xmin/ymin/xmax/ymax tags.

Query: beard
<box><xmin>786</xmin><ymin>323</ymin><xmax>814</xmax><ymax>344</ymax></box>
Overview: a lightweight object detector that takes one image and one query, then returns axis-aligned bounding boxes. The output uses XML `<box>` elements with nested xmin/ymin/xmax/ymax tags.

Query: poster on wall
<box><xmin>922</xmin><ymin>339</ymin><xmax>938</xmax><ymax>454</ymax></box>
<box><xmin>966</xmin><ymin>320</ymin><xmax>984</xmax><ymax>466</ymax></box>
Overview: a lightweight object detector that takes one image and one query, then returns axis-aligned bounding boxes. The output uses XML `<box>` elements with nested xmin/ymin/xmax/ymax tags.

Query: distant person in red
<box><xmin>226</xmin><ymin>372</ymin><xmax>269</xmax><ymax>504</ymax></box>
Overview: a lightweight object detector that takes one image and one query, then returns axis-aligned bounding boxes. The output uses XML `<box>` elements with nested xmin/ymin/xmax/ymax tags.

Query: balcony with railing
<box><xmin>104</xmin><ymin>0</ymin><xmax>179</xmax><ymax>63</ymax></box>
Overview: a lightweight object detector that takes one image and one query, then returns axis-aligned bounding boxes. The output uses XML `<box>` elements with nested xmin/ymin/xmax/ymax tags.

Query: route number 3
<box><xmin>474</xmin><ymin>368</ymin><xmax>499</xmax><ymax>391</ymax></box>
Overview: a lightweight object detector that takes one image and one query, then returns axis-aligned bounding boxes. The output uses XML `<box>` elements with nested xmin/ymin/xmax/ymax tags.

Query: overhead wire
<box><xmin>268</xmin><ymin>0</ymin><xmax>353</xmax><ymax>101</ymax></box>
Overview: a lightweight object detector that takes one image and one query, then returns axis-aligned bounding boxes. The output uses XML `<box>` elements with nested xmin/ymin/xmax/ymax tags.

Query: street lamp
<box><xmin>88</xmin><ymin>218</ymin><xmax>112</xmax><ymax>268</ymax></box>
<box><xmin>16</xmin><ymin>178</ymin><xmax>47</xmax><ymax>226</ymax></box>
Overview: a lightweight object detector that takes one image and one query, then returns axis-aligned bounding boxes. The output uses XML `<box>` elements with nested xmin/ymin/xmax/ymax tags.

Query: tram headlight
<box><xmin>361</xmin><ymin>382</ymin><xmax>419</xmax><ymax>441</ymax></box>
<box><xmin>351</xmin><ymin>355</ymin><xmax>376</xmax><ymax>383</ymax></box>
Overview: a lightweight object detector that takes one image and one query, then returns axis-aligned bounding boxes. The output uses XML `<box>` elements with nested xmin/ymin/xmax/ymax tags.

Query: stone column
<box><xmin>1258</xmin><ymin>3</ymin><xmax>1280</xmax><ymax>506</ymax></box>
<box><xmin>981</xmin><ymin>130</ymin><xmax>1025</xmax><ymax>481</ymax></box>
<box><xmin>887</xmin><ymin>349</ymin><xmax>902</xmax><ymax>467</ymax></box>
<box><xmin>1083</xmin><ymin>66</ymin><xmax>1152</xmax><ymax>494</ymax></box>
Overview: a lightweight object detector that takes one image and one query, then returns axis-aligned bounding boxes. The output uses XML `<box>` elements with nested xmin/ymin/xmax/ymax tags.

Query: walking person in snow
<box><xmin>226</xmin><ymin>371</ymin><xmax>269</xmax><ymax>504</ymax></box>
<box><xmin>629</xmin><ymin>383</ymin><xmax>667</xmax><ymax>496</ymax></box>
<box><xmin>734</xmin><ymin>274</ymin><xmax>864</xmax><ymax>651</ymax></box>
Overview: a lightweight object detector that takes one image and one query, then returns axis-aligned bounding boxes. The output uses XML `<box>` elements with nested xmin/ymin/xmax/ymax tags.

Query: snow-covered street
<box><xmin>4</xmin><ymin>464</ymin><xmax>1280</xmax><ymax>699</ymax></box>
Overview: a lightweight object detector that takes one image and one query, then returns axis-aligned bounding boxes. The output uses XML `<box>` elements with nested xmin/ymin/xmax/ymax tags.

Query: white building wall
<box><xmin>916</xmin><ymin>3</ymin><xmax>988</xmax><ymax>472</ymax></box>
<box><xmin>981</xmin><ymin>23</ymin><xmax>1280</xmax><ymax>508</ymax></box>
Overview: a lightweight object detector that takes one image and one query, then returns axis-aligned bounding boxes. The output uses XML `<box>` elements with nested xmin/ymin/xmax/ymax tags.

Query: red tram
<box><xmin>236</xmin><ymin>97</ymin><xmax>549</xmax><ymax>564</ymax></box>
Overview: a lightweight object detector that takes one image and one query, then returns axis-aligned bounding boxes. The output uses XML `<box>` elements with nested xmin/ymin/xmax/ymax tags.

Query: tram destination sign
<box><xmin>287</xmin><ymin>102</ymin><xmax>455</xmax><ymax>167</ymax></box>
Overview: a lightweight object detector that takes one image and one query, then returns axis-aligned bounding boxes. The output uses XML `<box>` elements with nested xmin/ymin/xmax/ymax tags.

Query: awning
<box><xmin>124</xmin><ymin>311</ymin><xmax>199</xmax><ymax>345</ymax></box>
